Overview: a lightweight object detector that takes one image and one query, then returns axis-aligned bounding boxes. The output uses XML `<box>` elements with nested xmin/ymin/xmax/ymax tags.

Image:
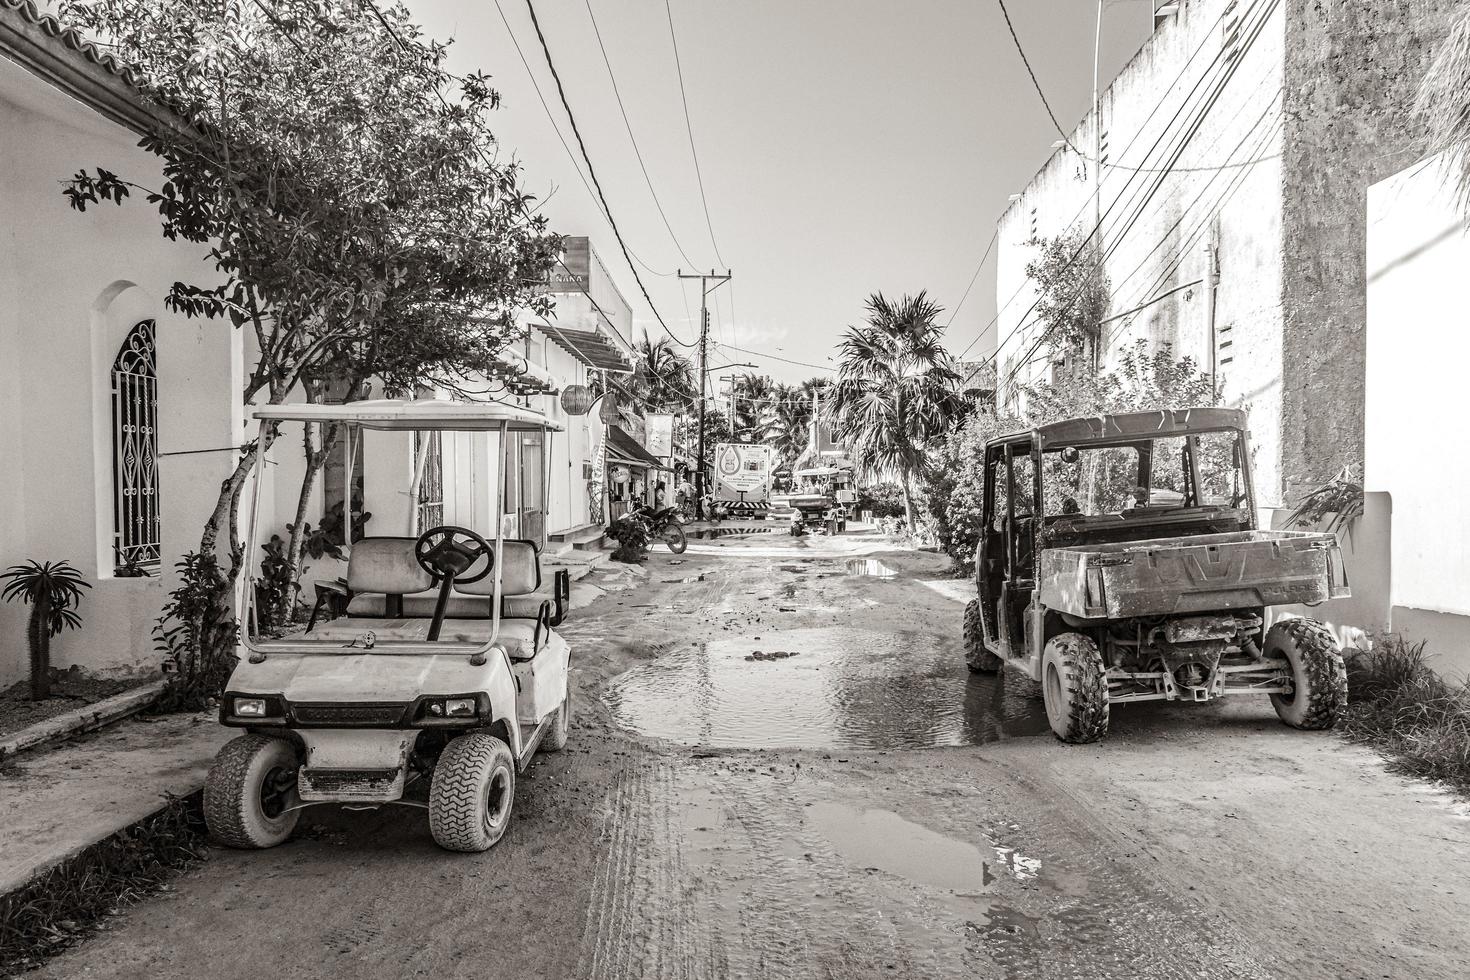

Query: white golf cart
<box><xmin>205</xmin><ymin>399</ymin><xmax>573</xmax><ymax>853</ymax></box>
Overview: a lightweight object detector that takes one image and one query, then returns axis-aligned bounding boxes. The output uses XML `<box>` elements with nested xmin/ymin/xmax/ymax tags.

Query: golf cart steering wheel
<box><xmin>414</xmin><ymin>526</ymin><xmax>494</xmax><ymax>586</ymax></box>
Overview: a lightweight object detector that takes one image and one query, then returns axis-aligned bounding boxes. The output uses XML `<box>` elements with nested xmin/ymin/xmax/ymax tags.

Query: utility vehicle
<box><xmin>205</xmin><ymin>399</ymin><xmax>573</xmax><ymax>852</ymax></box>
<box><xmin>962</xmin><ymin>408</ymin><xmax>1350</xmax><ymax>744</ymax></box>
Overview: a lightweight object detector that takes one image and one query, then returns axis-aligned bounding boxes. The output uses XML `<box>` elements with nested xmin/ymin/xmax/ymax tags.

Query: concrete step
<box><xmin>549</xmin><ymin>522</ymin><xmax>602</xmax><ymax>545</ymax></box>
<box><xmin>547</xmin><ymin>550</ymin><xmax>609</xmax><ymax>581</ymax></box>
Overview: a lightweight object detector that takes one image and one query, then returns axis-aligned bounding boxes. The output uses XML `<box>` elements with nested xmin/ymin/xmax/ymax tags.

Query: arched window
<box><xmin>112</xmin><ymin>320</ymin><xmax>160</xmax><ymax>571</ymax></box>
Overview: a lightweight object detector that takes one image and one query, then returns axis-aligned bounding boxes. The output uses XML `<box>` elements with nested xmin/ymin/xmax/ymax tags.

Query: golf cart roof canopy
<box><xmin>994</xmin><ymin>407</ymin><xmax>1246</xmax><ymax>451</ymax></box>
<box><xmin>252</xmin><ymin>398</ymin><xmax>564</xmax><ymax>432</ymax></box>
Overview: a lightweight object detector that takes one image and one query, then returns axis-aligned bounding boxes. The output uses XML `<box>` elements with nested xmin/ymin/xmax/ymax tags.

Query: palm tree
<box><xmin>0</xmin><ymin>560</ymin><xmax>91</xmax><ymax>699</ymax></box>
<box><xmin>728</xmin><ymin>372</ymin><xmax>777</xmax><ymax>442</ymax></box>
<box><xmin>1418</xmin><ymin>7</ymin><xmax>1470</xmax><ymax>212</ymax></box>
<box><xmin>631</xmin><ymin>334</ymin><xmax>696</xmax><ymax>412</ymax></box>
<box><xmin>827</xmin><ymin>291</ymin><xmax>962</xmax><ymax>531</ymax></box>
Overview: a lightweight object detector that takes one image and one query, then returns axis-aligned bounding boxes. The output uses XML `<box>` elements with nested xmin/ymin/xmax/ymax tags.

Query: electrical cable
<box><xmin>713</xmin><ymin>342</ymin><xmax>835</xmax><ymax>373</ymax></box>
<box><xmin>664</xmin><ymin>0</ymin><xmax>727</xmax><ymax>269</ymax></box>
<box><xmin>994</xmin><ymin>0</ymin><xmax>1078</xmax><ymax>151</ymax></box>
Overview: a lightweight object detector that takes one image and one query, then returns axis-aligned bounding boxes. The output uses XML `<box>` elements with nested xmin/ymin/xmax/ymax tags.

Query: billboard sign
<box><xmin>714</xmin><ymin>443</ymin><xmax>774</xmax><ymax>508</ymax></box>
<box><xmin>646</xmin><ymin>414</ymin><xmax>675</xmax><ymax>457</ymax></box>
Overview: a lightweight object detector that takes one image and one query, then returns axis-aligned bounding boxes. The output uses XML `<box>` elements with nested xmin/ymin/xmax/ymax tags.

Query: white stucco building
<box><xmin>0</xmin><ymin>1</ymin><xmax>241</xmax><ymax>686</ymax></box>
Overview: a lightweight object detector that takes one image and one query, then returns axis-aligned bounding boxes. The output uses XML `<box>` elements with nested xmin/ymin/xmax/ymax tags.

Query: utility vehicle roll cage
<box><xmin>239</xmin><ymin>399</ymin><xmax>564</xmax><ymax>661</ymax></box>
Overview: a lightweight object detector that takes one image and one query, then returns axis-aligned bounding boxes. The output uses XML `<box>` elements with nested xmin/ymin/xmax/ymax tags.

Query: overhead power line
<box><xmin>994</xmin><ymin>0</ymin><xmax>1078</xmax><ymax>151</ymax></box>
<box><xmin>522</xmin><ymin>0</ymin><xmax>694</xmax><ymax>346</ymax></box>
<box><xmin>583</xmin><ymin>0</ymin><xmax>700</xmax><ymax>269</ymax></box>
<box><xmin>714</xmin><ymin>341</ymin><xmax>835</xmax><ymax>373</ymax></box>
<box><xmin>664</xmin><ymin>0</ymin><xmax>728</xmax><ymax>269</ymax></box>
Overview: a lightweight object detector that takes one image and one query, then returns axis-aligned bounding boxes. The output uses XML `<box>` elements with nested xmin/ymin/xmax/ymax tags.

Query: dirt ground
<box><xmin>27</xmin><ymin>530</ymin><xmax>1470</xmax><ymax>979</ymax></box>
<box><xmin>0</xmin><ymin>674</ymin><xmax>141</xmax><ymax>739</ymax></box>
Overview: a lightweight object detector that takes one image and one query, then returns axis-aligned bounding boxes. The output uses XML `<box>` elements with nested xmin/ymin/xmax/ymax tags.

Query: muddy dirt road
<box><xmin>32</xmin><ymin>531</ymin><xmax>1470</xmax><ymax>979</ymax></box>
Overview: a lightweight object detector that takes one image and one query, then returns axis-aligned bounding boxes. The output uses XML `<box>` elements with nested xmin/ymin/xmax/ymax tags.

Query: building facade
<box><xmin>994</xmin><ymin>0</ymin><xmax>1457</xmax><ymax>508</ymax></box>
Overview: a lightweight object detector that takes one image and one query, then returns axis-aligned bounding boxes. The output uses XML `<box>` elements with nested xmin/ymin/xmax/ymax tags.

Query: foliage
<box><xmin>918</xmin><ymin>411</ymin><xmax>1019</xmax><ymax>570</ymax></box>
<box><xmin>1416</xmin><ymin>5</ymin><xmax>1470</xmax><ymax>215</ymax></box>
<box><xmin>1343</xmin><ymin>634</ymin><xmax>1470</xmax><ymax>794</ymax></box>
<box><xmin>1284</xmin><ymin>464</ymin><xmax>1364</xmax><ymax>539</ymax></box>
<box><xmin>630</xmin><ymin>336</ymin><xmax>696</xmax><ymax>412</ymax></box>
<box><xmin>114</xmin><ymin>557</ymin><xmax>153</xmax><ymax>578</ymax></box>
<box><xmin>291</xmin><ymin>495</ymin><xmax>373</xmax><ymax>561</ymax></box>
<box><xmin>854</xmin><ymin>482</ymin><xmax>907</xmax><ymax>520</ymax></box>
<box><xmin>827</xmin><ymin>292</ymin><xmax>964</xmax><ymax>530</ymax></box>
<box><xmin>1025</xmin><ymin>230</ymin><xmax>1110</xmax><ymax>364</ymax></box>
<box><xmin>0</xmin><ymin>561</ymin><xmax>92</xmax><ymax>700</ymax></box>
<box><xmin>604</xmin><ymin>514</ymin><xmax>651</xmax><ymax>564</ymax></box>
<box><xmin>254</xmin><ymin>535</ymin><xmax>298</xmax><ymax>632</ymax></box>
<box><xmin>153</xmin><ymin>552</ymin><xmax>235</xmax><ymax>712</ymax></box>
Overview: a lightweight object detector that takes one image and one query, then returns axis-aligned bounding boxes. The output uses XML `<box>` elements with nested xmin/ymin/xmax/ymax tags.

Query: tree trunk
<box><xmin>28</xmin><ymin>594</ymin><xmax>50</xmax><ymax>700</ymax></box>
<box><xmin>280</xmin><ymin>422</ymin><xmax>338</xmax><ymax>626</ymax></box>
<box><xmin>900</xmin><ymin>463</ymin><xmax>917</xmax><ymax>534</ymax></box>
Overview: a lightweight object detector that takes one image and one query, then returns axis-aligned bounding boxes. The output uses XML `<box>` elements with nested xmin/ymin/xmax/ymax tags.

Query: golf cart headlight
<box><xmin>234</xmin><ymin>697</ymin><xmax>267</xmax><ymax>717</ymax></box>
<box><xmin>444</xmin><ymin>697</ymin><xmax>477</xmax><ymax>718</ymax></box>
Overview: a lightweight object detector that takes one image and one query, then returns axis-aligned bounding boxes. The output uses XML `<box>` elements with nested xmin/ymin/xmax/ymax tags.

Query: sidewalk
<box><xmin>0</xmin><ymin>713</ymin><xmax>229</xmax><ymax>897</ymax></box>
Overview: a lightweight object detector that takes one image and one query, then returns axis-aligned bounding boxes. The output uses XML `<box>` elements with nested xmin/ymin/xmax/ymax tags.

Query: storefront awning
<box><xmin>606</xmin><ymin>424</ymin><xmax>667</xmax><ymax>469</ymax></box>
<box><xmin>536</xmin><ymin>320</ymin><xmax>635</xmax><ymax>374</ymax></box>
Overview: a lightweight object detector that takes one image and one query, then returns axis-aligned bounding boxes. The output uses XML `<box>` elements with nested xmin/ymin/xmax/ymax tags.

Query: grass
<box><xmin>1342</xmin><ymin>635</ymin><xmax>1470</xmax><ymax>794</ymax></box>
<box><xmin>0</xmin><ymin>792</ymin><xmax>208</xmax><ymax>974</ymax></box>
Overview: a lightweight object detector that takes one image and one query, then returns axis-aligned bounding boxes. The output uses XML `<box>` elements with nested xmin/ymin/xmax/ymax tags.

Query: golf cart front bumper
<box><xmin>294</xmin><ymin>728</ymin><xmax>412</xmax><ymax>803</ymax></box>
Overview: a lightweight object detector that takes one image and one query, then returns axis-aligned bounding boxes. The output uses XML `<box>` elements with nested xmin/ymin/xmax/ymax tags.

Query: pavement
<box><xmin>6</xmin><ymin>532</ymin><xmax>1470</xmax><ymax>979</ymax></box>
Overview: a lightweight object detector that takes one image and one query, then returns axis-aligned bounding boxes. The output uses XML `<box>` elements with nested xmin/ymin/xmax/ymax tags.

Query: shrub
<box><xmin>855</xmin><ymin>483</ymin><xmax>906</xmax><ymax>519</ymax></box>
<box><xmin>255</xmin><ymin>534</ymin><xmax>299</xmax><ymax>632</ymax></box>
<box><xmin>604</xmin><ymin>514</ymin><xmax>651</xmax><ymax>564</ymax></box>
<box><xmin>154</xmin><ymin>552</ymin><xmax>236</xmax><ymax>712</ymax></box>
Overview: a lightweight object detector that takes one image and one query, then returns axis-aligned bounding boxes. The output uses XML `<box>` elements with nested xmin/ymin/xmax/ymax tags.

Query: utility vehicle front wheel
<box><xmin>542</xmin><ymin>689</ymin><xmax>572</xmax><ymax>753</ymax></box>
<box><xmin>430</xmin><ymin>733</ymin><xmax>516</xmax><ymax>852</ymax></box>
<box><xmin>1041</xmin><ymin>633</ymin><xmax>1110</xmax><ymax>744</ymax></box>
<box><xmin>203</xmin><ymin>734</ymin><xmax>301</xmax><ymax>849</ymax></box>
<box><xmin>1266</xmin><ymin>618</ymin><xmax>1348</xmax><ymax>730</ymax></box>
<box><xmin>963</xmin><ymin>599</ymin><xmax>1001</xmax><ymax>673</ymax></box>
<box><xmin>664</xmin><ymin>525</ymin><xmax>688</xmax><ymax>554</ymax></box>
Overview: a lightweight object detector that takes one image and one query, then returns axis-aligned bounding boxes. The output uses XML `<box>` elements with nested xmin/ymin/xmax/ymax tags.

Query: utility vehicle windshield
<box><xmin>1039</xmin><ymin>429</ymin><xmax>1247</xmax><ymax>518</ymax></box>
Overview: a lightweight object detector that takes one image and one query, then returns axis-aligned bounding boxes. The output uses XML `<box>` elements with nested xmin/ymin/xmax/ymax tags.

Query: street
<box><xmin>31</xmin><ymin>531</ymin><xmax>1470</xmax><ymax>980</ymax></box>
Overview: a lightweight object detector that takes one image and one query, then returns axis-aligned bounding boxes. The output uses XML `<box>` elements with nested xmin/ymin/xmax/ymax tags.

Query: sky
<box><xmin>406</xmin><ymin>0</ymin><xmax>1154</xmax><ymax>383</ymax></box>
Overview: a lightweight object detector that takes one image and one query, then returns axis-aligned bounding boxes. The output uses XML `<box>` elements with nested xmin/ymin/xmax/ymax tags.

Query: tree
<box><xmin>0</xmin><ymin>562</ymin><xmax>91</xmax><ymax>700</ymax></box>
<box><xmin>59</xmin><ymin>0</ymin><xmax>559</xmax><ymax>702</ymax></box>
<box><xmin>630</xmin><ymin>334</ymin><xmax>696</xmax><ymax>412</ymax></box>
<box><xmin>1417</xmin><ymin>6</ymin><xmax>1470</xmax><ymax>214</ymax></box>
<box><xmin>1024</xmin><ymin>230</ymin><xmax>1111</xmax><ymax>370</ymax></box>
<box><xmin>828</xmin><ymin>292</ymin><xmax>963</xmax><ymax>531</ymax></box>
<box><xmin>727</xmin><ymin>373</ymin><xmax>777</xmax><ymax>442</ymax></box>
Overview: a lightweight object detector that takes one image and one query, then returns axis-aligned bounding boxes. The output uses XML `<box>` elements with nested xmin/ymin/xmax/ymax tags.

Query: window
<box><xmin>111</xmin><ymin>320</ymin><xmax>160</xmax><ymax>571</ymax></box>
<box><xmin>415</xmin><ymin>430</ymin><xmax>444</xmax><ymax>532</ymax></box>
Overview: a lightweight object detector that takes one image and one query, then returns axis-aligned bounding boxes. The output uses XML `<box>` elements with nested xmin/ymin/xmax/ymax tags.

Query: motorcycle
<box><xmin>635</xmin><ymin>503</ymin><xmax>688</xmax><ymax>554</ymax></box>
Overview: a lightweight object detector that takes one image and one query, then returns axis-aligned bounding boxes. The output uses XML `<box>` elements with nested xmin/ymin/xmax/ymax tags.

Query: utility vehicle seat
<box><xmin>343</xmin><ymin>538</ymin><xmax>544</xmax><ymax>619</ymax></box>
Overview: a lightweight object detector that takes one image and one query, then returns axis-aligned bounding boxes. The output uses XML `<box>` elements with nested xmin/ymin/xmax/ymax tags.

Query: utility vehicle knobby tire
<box><xmin>1042</xmin><ymin>633</ymin><xmax>1110</xmax><ymax>744</ymax></box>
<box><xmin>665</xmin><ymin>526</ymin><xmax>688</xmax><ymax>554</ymax></box>
<box><xmin>1266</xmin><ymin>618</ymin><xmax>1348</xmax><ymax>730</ymax></box>
<box><xmin>542</xmin><ymin>689</ymin><xmax>572</xmax><ymax>753</ymax></box>
<box><xmin>429</xmin><ymin>733</ymin><xmax>516</xmax><ymax>852</ymax></box>
<box><xmin>203</xmin><ymin>734</ymin><xmax>301</xmax><ymax>849</ymax></box>
<box><xmin>964</xmin><ymin>599</ymin><xmax>1002</xmax><ymax>673</ymax></box>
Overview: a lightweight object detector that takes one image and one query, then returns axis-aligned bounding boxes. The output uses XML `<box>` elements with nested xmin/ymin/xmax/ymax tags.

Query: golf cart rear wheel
<box><xmin>430</xmin><ymin>733</ymin><xmax>516</xmax><ymax>852</ymax></box>
<box><xmin>1041</xmin><ymin>633</ymin><xmax>1110</xmax><ymax>744</ymax></box>
<box><xmin>664</xmin><ymin>525</ymin><xmax>688</xmax><ymax>554</ymax></box>
<box><xmin>964</xmin><ymin>599</ymin><xmax>1002</xmax><ymax>674</ymax></box>
<box><xmin>204</xmin><ymin>734</ymin><xmax>301</xmax><ymax>849</ymax></box>
<box><xmin>542</xmin><ymin>689</ymin><xmax>572</xmax><ymax>753</ymax></box>
<box><xmin>1266</xmin><ymin>618</ymin><xmax>1348</xmax><ymax>730</ymax></box>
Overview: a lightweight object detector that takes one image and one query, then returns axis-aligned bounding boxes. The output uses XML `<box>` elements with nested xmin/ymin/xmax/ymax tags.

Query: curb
<box><xmin>0</xmin><ymin>680</ymin><xmax>166</xmax><ymax>762</ymax></box>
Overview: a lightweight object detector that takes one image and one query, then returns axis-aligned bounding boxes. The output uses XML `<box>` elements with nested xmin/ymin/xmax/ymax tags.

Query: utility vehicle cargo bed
<box><xmin>1039</xmin><ymin>529</ymin><xmax>1347</xmax><ymax>620</ymax></box>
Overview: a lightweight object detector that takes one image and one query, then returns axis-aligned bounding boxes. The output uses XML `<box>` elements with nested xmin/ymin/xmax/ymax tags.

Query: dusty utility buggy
<box><xmin>205</xmin><ymin>399</ymin><xmax>573</xmax><ymax>852</ymax></box>
<box><xmin>962</xmin><ymin>408</ymin><xmax>1351</xmax><ymax>744</ymax></box>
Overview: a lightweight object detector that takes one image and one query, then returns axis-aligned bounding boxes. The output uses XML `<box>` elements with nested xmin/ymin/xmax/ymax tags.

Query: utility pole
<box><xmin>1091</xmin><ymin>0</ymin><xmax>1105</xmax><ymax>373</ymax></box>
<box><xmin>677</xmin><ymin>268</ymin><xmax>731</xmax><ymax>518</ymax></box>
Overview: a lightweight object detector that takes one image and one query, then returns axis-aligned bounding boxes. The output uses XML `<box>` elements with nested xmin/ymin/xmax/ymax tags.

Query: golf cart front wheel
<box><xmin>430</xmin><ymin>733</ymin><xmax>516</xmax><ymax>852</ymax></box>
<box><xmin>664</xmin><ymin>525</ymin><xmax>688</xmax><ymax>554</ymax></box>
<box><xmin>963</xmin><ymin>599</ymin><xmax>1001</xmax><ymax>674</ymax></box>
<box><xmin>204</xmin><ymin>734</ymin><xmax>301</xmax><ymax>849</ymax></box>
<box><xmin>1041</xmin><ymin>633</ymin><xmax>1110</xmax><ymax>744</ymax></box>
<box><xmin>542</xmin><ymin>689</ymin><xmax>572</xmax><ymax>753</ymax></box>
<box><xmin>1266</xmin><ymin>618</ymin><xmax>1348</xmax><ymax>730</ymax></box>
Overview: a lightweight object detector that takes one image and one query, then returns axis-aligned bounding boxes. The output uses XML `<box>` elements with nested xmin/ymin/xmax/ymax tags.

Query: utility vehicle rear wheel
<box><xmin>1041</xmin><ymin>633</ymin><xmax>1110</xmax><ymax>744</ymax></box>
<box><xmin>963</xmin><ymin>599</ymin><xmax>1001</xmax><ymax>673</ymax></box>
<box><xmin>1265</xmin><ymin>618</ymin><xmax>1347</xmax><ymax>730</ymax></box>
<box><xmin>204</xmin><ymin>734</ymin><xmax>301</xmax><ymax>849</ymax></box>
<box><xmin>430</xmin><ymin>733</ymin><xmax>516</xmax><ymax>852</ymax></box>
<box><xmin>664</xmin><ymin>525</ymin><xmax>688</xmax><ymax>554</ymax></box>
<box><xmin>542</xmin><ymin>689</ymin><xmax>572</xmax><ymax>753</ymax></box>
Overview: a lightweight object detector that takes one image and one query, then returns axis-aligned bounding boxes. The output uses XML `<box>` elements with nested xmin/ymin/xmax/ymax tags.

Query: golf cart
<box><xmin>205</xmin><ymin>399</ymin><xmax>572</xmax><ymax>852</ymax></box>
<box><xmin>963</xmin><ymin>408</ymin><xmax>1351</xmax><ymax>744</ymax></box>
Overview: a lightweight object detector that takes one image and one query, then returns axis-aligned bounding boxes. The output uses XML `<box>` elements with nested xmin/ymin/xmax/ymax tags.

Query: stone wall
<box><xmin>1278</xmin><ymin>0</ymin><xmax>1458</xmax><ymax>499</ymax></box>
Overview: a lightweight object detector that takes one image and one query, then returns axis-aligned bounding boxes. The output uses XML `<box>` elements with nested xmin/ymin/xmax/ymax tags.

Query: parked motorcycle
<box><xmin>636</xmin><ymin>504</ymin><xmax>688</xmax><ymax>554</ymax></box>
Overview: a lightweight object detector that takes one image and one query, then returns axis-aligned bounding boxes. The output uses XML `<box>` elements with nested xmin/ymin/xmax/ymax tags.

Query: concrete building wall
<box><xmin>1366</xmin><ymin>152</ymin><xmax>1470</xmax><ymax>681</ymax></box>
<box><xmin>0</xmin><ymin>60</ymin><xmax>235</xmax><ymax>685</ymax></box>
<box><xmin>1279</xmin><ymin>0</ymin><xmax>1460</xmax><ymax>501</ymax></box>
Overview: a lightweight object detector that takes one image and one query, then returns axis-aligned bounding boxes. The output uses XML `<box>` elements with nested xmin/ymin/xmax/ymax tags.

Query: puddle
<box><xmin>807</xmin><ymin>803</ymin><xmax>991</xmax><ymax>919</ymax></box>
<box><xmin>605</xmin><ymin>627</ymin><xmax>1050</xmax><ymax>750</ymax></box>
<box><xmin>844</xmin><ymin>558</ymin><xmax>897</xmax><ymax>578</ymax></box>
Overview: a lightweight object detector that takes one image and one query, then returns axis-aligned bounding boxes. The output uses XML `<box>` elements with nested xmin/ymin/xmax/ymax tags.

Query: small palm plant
<box><xmin>0</xmin><ymin>560</ymin><xmax>91</xmax><ymax>699</ymax></box>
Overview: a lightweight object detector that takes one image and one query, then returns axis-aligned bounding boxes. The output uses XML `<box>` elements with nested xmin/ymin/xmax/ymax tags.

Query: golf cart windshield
<box><xmin>1037</xmin><ymin>428</ymin><xmax>1249</xmax><ymax>519</ymax></box>
<box><xmin>242</xmin><ymin>399</ymin><xmax>563</xmax><ymax>657</ymax></box>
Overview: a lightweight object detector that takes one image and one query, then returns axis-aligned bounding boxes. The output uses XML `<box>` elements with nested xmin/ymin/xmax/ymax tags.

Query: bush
<box><xmin>604</xmin><ymin>514</ymin><xmax>651</xmax><ymax>564</ymax></box>
<box><xmin>1342</xmin><ymin>634</ymin><xmax>1470</xmax><ymax>793</ymax></box>
<box><xmin>855</xmin><ymin>483</ymin><xmax>906</xmax><ymax>519</ymax></box>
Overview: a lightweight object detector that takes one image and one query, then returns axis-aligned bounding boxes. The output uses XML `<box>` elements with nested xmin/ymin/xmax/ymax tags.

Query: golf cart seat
<box><xmin>339</xmin><ymin>537</ymin><xmax>569</xmax><ymax>626</ymax></box>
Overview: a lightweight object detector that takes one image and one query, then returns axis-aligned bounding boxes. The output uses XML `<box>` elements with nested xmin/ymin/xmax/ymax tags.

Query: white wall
<box><xmin>1366</xmin><ymin>153</ymin><xmax>1470</xmax><ymax>678</ymax></box>
<box><xmin>0</xmin><ymin>60</ymin><xmax>235</xmax><ymax>684</ymax></box>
